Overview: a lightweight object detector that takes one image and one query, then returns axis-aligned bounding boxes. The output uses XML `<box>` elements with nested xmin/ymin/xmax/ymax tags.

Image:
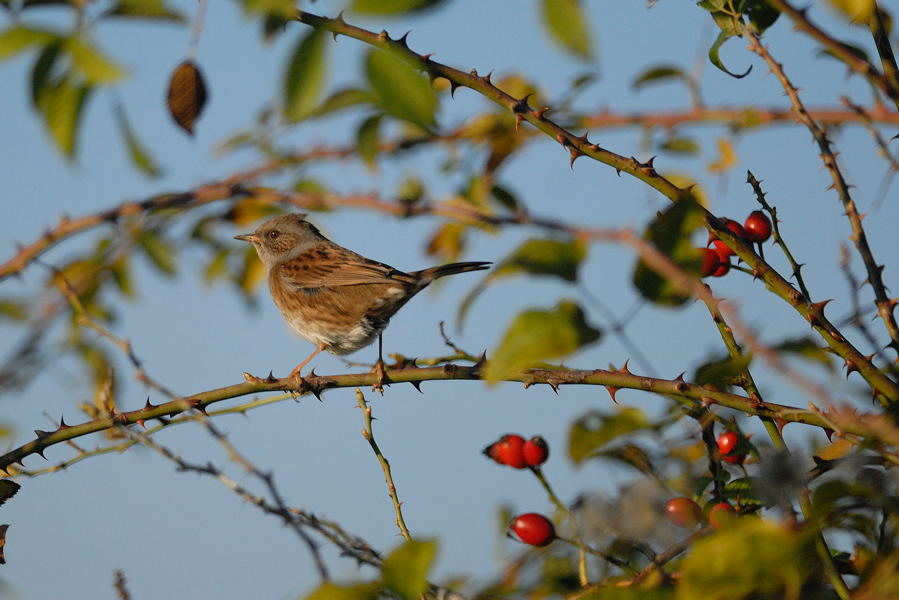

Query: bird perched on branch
<box><xmin>235</xmin><ymin>213</ymin><xmax>490</xmax><ymax>383</ymax></box>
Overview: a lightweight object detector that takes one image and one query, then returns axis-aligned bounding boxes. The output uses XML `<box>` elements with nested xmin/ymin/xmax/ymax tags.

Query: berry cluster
<box><xmin>483</xmin><ymin>434</ymin><xmax>549</xmax><ymax>469</ymax></box>
<box><xmin>699</xmin><ymin>210</ymin><xmax>773</xmax><ymax>278</ymax></box>
<box><xmin>484</xmin><ymin>434</ymin><xmax>555</xmax><ymax>547</ymax></box>
<box><xmin>663</xmin><ymin>429</ymin><xmax>751</xmax><ymax>530</ymax></box>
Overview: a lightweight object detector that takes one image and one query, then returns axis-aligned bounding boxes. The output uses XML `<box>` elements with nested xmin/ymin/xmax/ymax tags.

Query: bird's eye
<box><xmin>268</xmin><ymin>230</ymin><xmax>280</xmax><ymax>240</ymax></box>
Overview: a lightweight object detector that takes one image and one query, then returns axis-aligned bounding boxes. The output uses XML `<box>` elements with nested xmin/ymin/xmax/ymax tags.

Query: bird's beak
<box><xmin>234</xmin><ymin>233</ymin><xmax>258</xmax><ymax>243</ymax></box>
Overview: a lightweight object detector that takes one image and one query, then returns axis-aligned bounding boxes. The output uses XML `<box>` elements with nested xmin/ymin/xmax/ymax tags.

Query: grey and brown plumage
<box><xmin>235</xmin><ymin>213</ymin><xmax>490</xmax><ymax>378</ymax></box>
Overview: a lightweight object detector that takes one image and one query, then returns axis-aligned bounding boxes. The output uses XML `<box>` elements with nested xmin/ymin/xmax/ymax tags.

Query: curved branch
<box><xmin>2</xmin><ymin>363</ymin><xmax>896</xmax><ymax>474</ymax></box>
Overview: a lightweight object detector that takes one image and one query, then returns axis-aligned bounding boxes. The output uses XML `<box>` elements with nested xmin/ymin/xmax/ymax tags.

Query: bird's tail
<box><xmin>412</xmin><ymin>261</ymin><xmax>491</xmax><ymax>284</ymax></box>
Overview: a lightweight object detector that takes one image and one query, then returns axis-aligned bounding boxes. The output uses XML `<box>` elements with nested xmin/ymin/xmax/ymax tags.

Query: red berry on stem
<box><xmin>708</xmin><ymin>502</ymin><xmax>737</xmax><ymax>529</ymax></box>
<box><xmin>510</xmin><ymin>513</ymin><xmax>556</xmax><ymax>546</ymax></box>
<box><xmin>711</xmin><ymin>256</ymin><xmax>730</xmax><ymax>277</ymax></box>
<box><xmin>723</xmin><ymin>218</ymin><xmax>748</xmax><ymax>240</ymax></box>
<box><xmin>523</xmin><ymin>436</ymin><xmax>549</xmax><ymax>467</ymax></box>
<box><xmin>495</xmin><ymin>434</ymin><xmax>527</xmax><ymax>469</ymax></box>
<box><xmin>717</xmin><ymin>431</ymin><xmax>739</xmax><ymax>455</ymax></box>
<box><xmin>664</xmin><ymin>497</ymin><xmax>702</xmax><ymax>528</ymax></box>
<box><xmin>743</xmin><ymin>211</ymin><xmax>772</xmax><ymax>243</ymax></box>
<box><xmin>699</xmin><ymin>248</ymin><xmax>721</xmax><ymax>278</ymax></box>
<box><xmin>712</xmin><ymin>238</ymin><xmax>734</xmax><ymax>258</ymax></box>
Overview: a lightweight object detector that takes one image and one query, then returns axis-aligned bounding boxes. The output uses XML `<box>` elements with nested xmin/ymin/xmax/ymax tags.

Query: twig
<box><xmin>356</xmin><ymin>388</ymin><xmax>412</xmax><ymax>541</ymax></box>
<box><xmin>747</xmin><ymin>30</ymin><xmax>899</xmax><ymax>359</ymax></box>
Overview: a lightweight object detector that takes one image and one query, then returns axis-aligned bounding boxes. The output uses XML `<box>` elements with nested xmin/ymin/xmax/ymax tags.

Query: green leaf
<box><xmin>309</xmin><ymin>87</ymin><xmax>376</xmax><ymax>119</ymax></box>
<box><xmin>356</xmin><ymin>114</ymin><xmax>383</xmax><ymax>170</ymax></box>
<box><xmin>136</xmin><ymin>229</ymin><xmax>177</xmax><ymax>276</ymax></box>
<box><xmin>381</xmin><ymin>539</ymin><xmax>437</xmax><ymax>600</ymax></box>
<box><xmin>0</xmin><ymin>298</ymin><xmax>28</xmax><ymax>321</ymax></box>
<box><xmin>677</xmin><ymin>519</ymin><xmax>814</xmax><ymax>600</ymax></box>
<box><xmin>595</xmin><ymin>443</ymin><xmax>656</xmax><ymax>475</ymax></box>
<box><xmin>0</xmin><ymin>26</ymin><xmax>58</xmax><ymax>61</ymax></box>
<box><xmin>568</xmin><ymin>408</ymin><xmax>650</xmax><ymax>464</ymax></box>
<box><xmin>632</xmin><ymin>65</ymin><xmax>687</xmax><ymax>90</ymax></box>
<box><xmin>304</xmin><ymin>583</ymin><xmax>380</xmax><ymax>600</ymax></box>
<box><xmin>242</xmin><ymin>0</ymin><xmax>297</xmax><ymax>19</ymax></box>
<box><xmin>64</xmin><ymin>36</ymin><xmax>125</xmax><ymax>84</ymax></box>
<box><xmin>35</xmin><ymin>74</ymin><xmax>92</xmax><ymax>158</ymax></box>
<box><xmin>659</xmin><ymin>136</ymin><xmax>700</xmax><ymax>155</ymax></box>
<box><xmin>114</xmin><ymin>103</ymin><xmax>162</xmax><ymax>178</ymax></box>
<box><xmin>774</xmin><ymin>337</ymin><xmax>835</xmax><ymax>372</ymax></box>
<box><xmin>828</xmin><ymin>0</ymin><xmax>875</xmax><ymax>22</ymax></box>
<box><xmin>103</xmin><ymin>0</ymin><xmax>186</xmax><ymax>22</ymax></box>
<box><xmin>708</xmin><ymin>31</ymin><xmax>752</xmax><ymax>79</ymax></box>
<box><xmin>484</xmin><ymin>300</ymin><xmax>601</xmax><ymax>384</ymax></box>
<box><xmin>284</xmin><ymin>26</ymin><xmax>329</xmax><ymax>121</ymax></box>
<box><xmin>458</xmin><ymin>237</ymin><xmax>587</xmax><ymax>327</ymax></box>
<box><xmin>541</xmin><ymin>0</ymin><xmax>593</xmax><ymax>59</ymax></box>
<box><xmin>632</xmin><ymin>195</ymin><xmax>705</xmax><ymax>306</ymax></box>
<box><xmin>30</xmin><ymin>41</ymin><xmax>64</xmax><ymax>106</ymax></box>
<box><xmin>110</xmin><ymin>256</ymin><xmax>136</xmax><ymax>298</ymax></box>
<box><xmin>693</xmin><ymin>354</ymin><xmax>752</xmax><ymax>390</ymax></box>
<box><xmin>744</xmin><ymin>0</ymin><xmax>780</xmax><ymax>32</ymax></box>
<box><xmin>365</xmin><ymin>47</ymin><xmax>437</xmax><ymax>129</ymax></box>
<box><xmin>723</xmin><ymin>477</ymin><xmax>765</xmax><ymax>507</ymax></box>
<box><xmin>352</xmin><ymin>0</ymin><xmax>446</xmax><ymax>14</ymax></box>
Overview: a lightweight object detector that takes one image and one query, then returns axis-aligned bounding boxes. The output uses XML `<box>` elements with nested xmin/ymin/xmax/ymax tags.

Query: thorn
<box><xmin>514</xmin><ymin>113</ymin><xmax>524</xmax><ymax>132</ymax></box>
<box><xmin>673</xmin><ymin>372</ymin><xmax>688</xmax><ymax>392</ymax></box>
<box><xmin>533</xmin><ymin>107</ymin><xmax>550</xmax><ymax>119</ymax></box>
<box><xmin>556</xmin><ymin>133</ymin><xmax>571</xmax><ymax>147</ymax></box>
<box><xmin>547</xmin><ymin>381</ymin><xmax>560</xmax><ymax>394</ymax></box>
<box><xmin>606</xmin><ymin>386</ymin><xmax>619</xmax><ymax>403</ymax></box>
<box><xmin>475</xmin><ymin>351</ymin><xmax>488</xmax><ymax>368</ymax></box>
<box><xmin>144</xmin><ymin>398</ymin><xmax>154</xmax><ymax>410</ymax></box>
<box><xmin>397</xmin><ymin>31</ymin><xmax>410</xmax><ymax>47</ymax></box>
<box><xmin>36</xmin><ymin>448</ymin><xmax>47</xmax><ymax>460</ymax></box>
<box><xmin>569</xmin><ymin>147</ymin><xmax>582</xmax><ymax>169</ymax></box>
<box><xmin>811</xmin><ymin>299</ymin><xmax>833</xmax><ymax>313</ymax></box>
<box><xmin>135</xmin><ymin>419</ymin><xmax>146</xmax><ymax>429</ymax></box>
<box><xmin>378</xmin><ymin>30</ymin><xmax>390</xmax><ymax>42</ymax></box>
<box><xmin>265</xmin><ymin>371</ymin><xmax>278</xmax><ymax>383</ymax></box>
<box><xmin>310</xmin><ymin>386</ymin><xmax>323</xmax><ymax>401</ymax></box>
<box><xmin>618</xmin><ymin>360</ymin><xmax>632</xmax><ymax>375</ymax></box>
<box><xmin>422</xmin><ymin>53</ymin><xmax>434</xmax><ymax>62</ymax></box>
<box><xmin>512</xmin><ymin>94</ymin><xmax>532</xmax><ymax>114</ymax></box>
<box><xmin>58</xmin><ymin>416</ymin><xmax>70</xmax><ymax>430</ymax></box>
<box><xmin>34</xmin><ymin>429</ymin><xmax>50</xmax><ymax>438</ymax></box>
<box><xmin>449</xmin><ymin>81</ymin><xmax>460</xmax><ymax>97</ymax></box>
<box><xmin>824</xmin><ymin>428</ymin><xmax>834</xmax><ymax>442</ymax></box>
<box><xmin>482</xmin><ymin>70</ymin><xmax>493</xmax><ymax>84</ymax></box>
<box><xmin>409</xmin><ymin>380</ymin><xmax>423</xmax><ymax>393</ymax></box>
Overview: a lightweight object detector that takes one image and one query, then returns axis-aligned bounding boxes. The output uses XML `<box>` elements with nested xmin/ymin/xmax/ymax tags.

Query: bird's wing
<box><xmin>277</xmin><ymin>245</ymin><xmax>416</xmax><ymax>289</ymax></box>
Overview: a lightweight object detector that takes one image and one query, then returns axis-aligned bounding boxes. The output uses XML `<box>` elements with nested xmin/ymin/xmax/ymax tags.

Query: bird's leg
<box><xmin>372</xmin><ymin>334</ymin><xmax>390</xmax><ymax>394</ymax></box>
<box><xmin>290</xmin><ymin>344</ymin><xmax>326</xmax><ymax>388</ymax></box>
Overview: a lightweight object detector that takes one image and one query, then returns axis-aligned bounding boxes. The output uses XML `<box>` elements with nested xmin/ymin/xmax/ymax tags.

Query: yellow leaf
<box><xmin>828</xmin><ymin>0</ymin><xmax>875</xmax><ymax>22</ymax></box>
<box><xmin>707</xmin><ymin>137</ymin><xmax>736</xmax><ymax>173</ymax></box>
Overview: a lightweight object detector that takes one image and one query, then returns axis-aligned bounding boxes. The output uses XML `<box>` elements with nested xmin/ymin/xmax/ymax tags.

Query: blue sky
<box><xmin>1</xmin><ymin>1</ymin><xmax>897</xmax><ymax>597</ymax></box>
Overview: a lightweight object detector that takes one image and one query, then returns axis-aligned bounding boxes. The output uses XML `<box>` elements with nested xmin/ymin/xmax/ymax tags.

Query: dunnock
<box><xmin>235</xmin><ymin>213</ymin><xmax>490</xmax><ymax>380</ymax></box>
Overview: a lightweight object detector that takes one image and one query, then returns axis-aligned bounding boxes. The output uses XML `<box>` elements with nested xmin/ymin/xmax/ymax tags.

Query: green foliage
<box><xmin>380</xmin><ymin>539</ymin><xmax>437</xmax><ymax>600</ymax></box>
<box><xmin>356</xmin><ymin>114</ymin><xmax>383</xmax><ymax>169</ymax></box>
<box><xmin>114</xmin><ymin>103</ymin><xmax>162</xmax><ymax>178</ymax></box>
<box><xmin>103</xmin><ymin>0</ymin><xmax>186</xmax><ymax>22</ymax></box>
<box><xmin>632</xmin><ymin>195</ymin><xmax>705</xmax><ymax>306</ymax></box>
<box><xmin>677</xmin><ymin>519</ymin><xmax>814</xmax><ymax>600</ymax></box>
<box><xmin>34</xmin><ymin>74</ymin><xmax>92</xmax><ymax>159</ymax></box>
<box><xmin>352</xmin><ymin>0</ymin><xmax>447</xmax><ymax>15</ymax></box>
<box><xmin>284</xmin><ymin>26</ymin><xmax>330</xmax><ymax>121</ymax></box>
<box><xmin>632</xmin><ymin>65</ymin><xmax>688</xmax><ymax>90</ymax></box>
<box><xmin>693</xmin><ymin>354</ymin><xmax>752</xmax><ymax>390</ymax></box>
<box><xmin>365</xmin><ymin>47</ymin><xmax>437</xmax><ymax>129</ymax></box>
<box><xmin>568</xmin><ymin>408</ymin><xmax>652</xmax><ymax>464</ymax></box>
<box><xmin>484</xmin><ymin>300</ymin><xmax>600</xmax><ymax>383</ymax></box>
<box><xmin>0</xmin><ymin>25</ymin><xmax>58</xmax><ymax>60</ymax></box>
<box><xmin>541</xmin><ymin>0</ymin><xmax>593</xmax><ymax>59</ymax></box>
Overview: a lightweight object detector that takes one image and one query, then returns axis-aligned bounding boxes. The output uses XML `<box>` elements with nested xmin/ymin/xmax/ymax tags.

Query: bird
<box><xmin>234</xmin><ymin>213</ymin><xmax>490</xmax><ymax>382</ymax></box>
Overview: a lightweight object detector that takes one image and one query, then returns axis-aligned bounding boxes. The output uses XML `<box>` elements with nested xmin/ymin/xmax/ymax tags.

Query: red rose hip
<box><xmin>743</xmin><ymin>211</ymin><xmax>772</xmax><ymax>243</ymax></box>
<box><xmin>523</xmin><ymin>436</ymin><xmax>549</xmax><ymax>467</ymax></box>
<box><xmin>490</xmin><ymin>434</ymin><xmax>527</xmax><ymax>469</ymax></box>
<box><xmin>510</xmin><ymin>513</ymin><xmax>556</xmax><ymax>546</ymax></box>
<box><xmin>699</xmin><ymin>248</ymin><xmax>721</xmax><ymax>278</ymax></box>
<box><xmin>717</xmin><ymin>431</ymin><xmax>739</xmax><ymax>455</ymax></box>
<box><xmin>664</xmin><ymin>497</ymin><xmax>702</xmax><ymax>528</ymax></box>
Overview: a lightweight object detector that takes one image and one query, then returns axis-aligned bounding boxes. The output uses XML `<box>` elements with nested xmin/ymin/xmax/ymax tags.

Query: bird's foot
<box><xmin>371</xmin><ymin>358</ymin><xmax>391</xmax><ymax>395</ymax></box>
